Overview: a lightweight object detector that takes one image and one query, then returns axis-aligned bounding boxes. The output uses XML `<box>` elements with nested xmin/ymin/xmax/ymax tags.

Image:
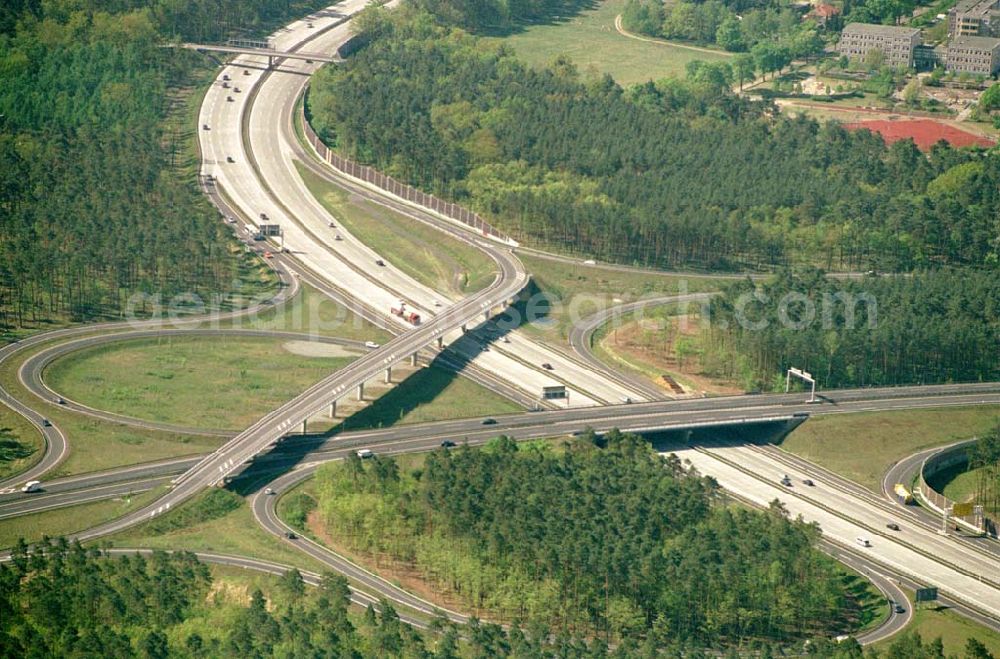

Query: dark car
<box><xmin>202</xmin><ymin>124</ymin><xmax>209</xmax><ymax>130</ymax></box>
<box><xmin>481</xmin><ymin>418</ymin><xmax>497</xmax><ymax>425</ymax></box>
<box><xmin>42</xmin><ymin>419</ymin><xmax>51</xmax><ymax>427</ymax></box>
<box><xmin>284</xmin><ymin>531</ymin><xmax>297</xmax><ymax>540</ymax></box>
<box><xmin>541</xmin><ymin>363</ymin><xmax>553</xmax><ymax>370</ymax></box>
<box><xmin>440</xmin><ymin>440</ymin><xmax>456</xmax><ymax>448</ymax></box>
<box><xmin>894</xmin><ymin>604</ymin><xmax>905</xmax><ymax>614</ymax></box>
<box><xmin>56</xmin><ymin>397</ymin><xmax>65</xmax><ymax>405</ymax></box>
<box><xmin>375</xmin><ymin>259</ymin><xmax>385</xmax><ymax>266</ymax></box>
<box><xmin>886</xmin><ymin>522</ymin><xmax>900</xmax><ymax>531</ymax></box>
<box><xmin>226</xmin><ymin>156</ymin><xmax>234</xmax><ymax>163</ymax></box>
<box><xmin>780</xmin><ymin>475</ymin><xmax>792</xmax><ymax>487</ymax></box>
<box><xmin>802</xmin><ymin>478</ymin><xmax>814</xmax><ymax>486</ymax></box>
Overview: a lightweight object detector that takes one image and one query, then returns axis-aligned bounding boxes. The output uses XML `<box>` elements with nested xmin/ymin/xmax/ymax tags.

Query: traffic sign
<box><xmin>952</xmin><ymin>502</ymin><xmax>974</xmax><ymax>517</ymax></box>
<box><xmin>915</xmin><ymin>587</ymin><xmax>938</xmax><ymax>602</ymax></box>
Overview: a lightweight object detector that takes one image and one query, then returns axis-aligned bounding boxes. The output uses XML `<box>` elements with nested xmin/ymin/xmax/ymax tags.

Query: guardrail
<box><xmin>916</xmin><ymin>438</ymin><xmax>995</xmax><ymax>537</ymax></box>
<box><xmin>300</xmin><ymin>101</ymin><xmax>515</xmax><ymax>246</ymax></box>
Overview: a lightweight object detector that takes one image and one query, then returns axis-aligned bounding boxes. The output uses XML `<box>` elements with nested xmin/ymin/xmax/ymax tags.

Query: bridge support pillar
<box><xmin>461</xmin><ymin>324</ymin><xmax>467</xmax><ymax>333</ymax></box>
<box><xmin>329</xmin><ymin>400</ymin><xmax>337</xmax><ymax>418</ymax></box>
<box><xmin>410</xmin><ymin>352</ymin><xmax>418</xmax><ymax>366</ymax></box>
<box><xmin>384</xmin><ymin>366</ymin><xmax>392</xmax><ymax>384</ymax></box>
<box><xmin>301</xmin><ymin>419</ymin><xmax>308</xmax><ymax>434</ymax></box>
<box><xmin>268</xmin><ymin>54</ymin><xmax>275</xmax><ymax>69</ymax></box>
<box><xmin>436</xmin><ymin>336</ymin><xmax>443</xmax><ymax>349</ymax></box>
<box><xmin>484</xmin><ymin>310</ymin><xmax>490</xmax><ymax>322</ymax></box>
<box><xmin>356</xmin><ymin>382</ymin><xmax>364</xmax><ymax>400</ymax></box>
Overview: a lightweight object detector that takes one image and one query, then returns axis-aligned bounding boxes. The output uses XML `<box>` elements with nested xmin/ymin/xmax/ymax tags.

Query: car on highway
<box><xmin>335</xmin><ymin>234</ymin><xmax>343</xmax><ymax>241</ymax></box>
<box><xmin>328</xmin><ymin>221</ymin><xmax>335</xmax><ymax>227</ymax></box>
<box><xmin>582</xmin><ymin>259</ymin><xmax>596</xmax><ymax>265</ymax></box>
<box><xmin>802</xmin><ymin>478</ymin><xmax>814</xmax><ymax>486</ymax></box>
<box><xmin>55</xmin><ymin>397</ymin><xmax>65</xmax><ymax>405</ymax></box>
<box><xmin>440</xmin><ymin>440</ymin><xmax>456</xmax><ymax>448</ymax></box>
<box><xmin>855</xmin><ymin>536</ymin><xmax>872</xmax><ymax>547</ymax></box>
<box><xmin>364</xmin><ymin>341</ymin><xmax>380</xmax><ymax>349</ymax></box>
<box><xmin>357</xmin><ymin>449</ymin><xmax>374</xmax><ymax>459</ymax></box>
<box><xmin>42</xmin><ymin>419</ymin><xmax>51</xmax><ymax>427</ymax></box>
<box><xmin>223</xmin><ymin>74</ymin><xmax>230</xmax><ymax>81</ymax></box>
<box><xmin>780</xmin><ymin>474</ymin><xmax>792</xmax><ymax>487</ymax></box>
<box><xmin>541</xmin><ymin>363</ymin><xmax>553</xmax><ymax>370</ymax></box>
<box><xmin>202</xmin><ymin>124</ymin><xmax>209</xmax><ymax>130</ymax></box>
<box><xmin>481</xmin><ymin>418</ymin><xmax>497</xmax><ymax>425</ymax></box>
<box><xmin>264</xmin><ymin>251</ymin><xmax>273</xmax><ymax>259</ymax></box>
<box><xmin>222</xmin><ymin>81</ymin><xmax>229</xmax><ymax>88</ymax></box>
<box><xmin>226</xmin><ymin>156</ymin><xmax>234</xmax><ymax>163</ymax></box>
<box><xmin>234</xmin><ymin>87</ymin><xmax>241</xmax><ymax>93</ymax></box>
<box><xmin>375</xmin><ymin>259</ymin><xmax>385</xmax><ymax>266</ymax></box>
<box><xmin>886</xmin><ymin>522</ymin><xmax>900</xmax><ymax>531</ymax></box>
<box><xmin>226</xmin><ymin>96</ymin><xmax>233</xmax><ymax>102</ymax></box>
<box><xmin>264</xmin><ymin>487</ymin><xmax>273</xmax><ymax>495</ymax></box>
<box><xmin>894</xmin><ymin>604</ymin><xmax>905</xmax><ymax>614</ymax></box>
<box><xmin>243</xmin><ymin>69</ymin><xmax>250</xmax><ymax>75</ymax></box>
<box><xmin>284</xmin><ymin>531</ymin><xmax>297</xmax><ymax>540</ymax></box>
<box><xmin>259</xmin><ymin>212</ymin><xmax>268</xmax><ymax>221</ymax></box>
<box><xmin>21</xmin><ymin>480</ymin><xmax>42</xmax><ymax>493</ymax></box>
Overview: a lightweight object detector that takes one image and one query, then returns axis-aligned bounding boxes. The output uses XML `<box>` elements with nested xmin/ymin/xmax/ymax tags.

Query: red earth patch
<box><xmin>843</xmin><ymin>119</ymin><xmax>995</xmax><ymax>150</ymax></box>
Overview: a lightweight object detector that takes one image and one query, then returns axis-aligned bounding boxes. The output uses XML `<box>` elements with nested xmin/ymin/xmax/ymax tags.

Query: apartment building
<box><xmin>837</xmin><ymin>23</ymin><xmax>922</xmax><ymax>69</ymax></box>
<box><xmin>947</xmin><ymin>0</ymin><xmax>1000</xmax><ymax>37</ymax></box>
<box><xmin>946</xmin><ymin>35</ymin><xmax>1000</xmax><ymax>73</ymax></box>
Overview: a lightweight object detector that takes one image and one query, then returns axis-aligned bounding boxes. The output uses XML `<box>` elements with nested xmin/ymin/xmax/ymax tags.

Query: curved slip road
<box><xmin>0</xmin><ymin>223</ymin><xmax>299</xmax><ymax>490</ymax></box>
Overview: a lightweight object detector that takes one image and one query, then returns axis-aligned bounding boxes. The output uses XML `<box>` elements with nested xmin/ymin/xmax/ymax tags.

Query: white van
<box><xmin>855</xmin><ymin>536</ymin><xmax>871</xmax><ymax>547</ymax></box>
<box><xmin>22</xmin><ymin>480</ymin><xmax>42</xmax><ymax>493</ymax></box>
<box><xmin>356</xmin><ymin>449</ymin><xmax>374</xmax><ymax>459</ymax></box>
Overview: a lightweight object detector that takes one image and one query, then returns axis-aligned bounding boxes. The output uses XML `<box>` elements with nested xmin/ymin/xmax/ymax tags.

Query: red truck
<box><xmin>391</xmin><ymin>303</ymin><xmax>421</xmax><ymax>325</ymax></box>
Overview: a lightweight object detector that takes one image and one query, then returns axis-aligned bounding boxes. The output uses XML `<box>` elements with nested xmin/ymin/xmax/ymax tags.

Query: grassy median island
<box><xmin>514</xmin><ymin>254</ymin><xmax>721</xmax><ymax>341</ymax></box>
<box><xmin>294</xmin><ymin>162</ymin><xmax>497</xmax><ymax>298</ymax></box>
<box><xmin>780</xmin><ymin>407</ymin><xmax>1000</xmax><ymax>492</ymax></box>
<box><xmin>45</xmin><ymin>335</ymin><xmax>358</xmax><ymax>431</ymax></box>
<box><xmin>499</xmin><ymin>0</ymin><xmax>731</xmax><ymax>85</ymax></box>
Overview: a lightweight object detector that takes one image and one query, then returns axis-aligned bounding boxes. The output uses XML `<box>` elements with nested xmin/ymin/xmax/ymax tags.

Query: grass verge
<box><xmin>221</xmin><ymin>281</ymin><xmax>391</xmax><ymax>343</ymax></box>
<box><xmin>336</xmin><ymin>364</ymin><xmax>523</xmax><ymax>431</ymax></box>
<box><xmin>781</xmin><ymin>407</ymin><xmax>1000</xmax><ymax>491</ymax></box>
<box><xmin>294</xmin><ymin>161</ymin><xmax>497</xmax><ymax>298</ymax></box>
<box><xmin>873</xmin><ymin>589</ymin><xmax>1000</xmax><ymax>656</ymax></box>
<box><xmin>46</xmin><ymin>335</ymin><xmax>356</xmax><ymax>431</ymax></box>
<box><xmin>517</xmin><ymin>253</ymin><xmax>720</xmax><ymax>340</ymax></box>
<box><xmin>0</xmin><ymin>487</ymin><xmax>166</xmax><ymax>549</ymax></box>
<box><xmin>0</xmin><ymin>406</ymin><xmax>44</xmax><ymax>481</ymax></box>
<box><xmin>102</xmin><ymin>489</ymin><xmax>328</xmax><ymax>574</ymax></box>
<box><xmin>499</xmin><ymin>0</ymin><xmax>730</xmax><ymax>86</ymax></box>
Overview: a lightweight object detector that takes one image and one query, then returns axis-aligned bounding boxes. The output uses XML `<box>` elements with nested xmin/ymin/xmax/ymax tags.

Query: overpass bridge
<box><xmin>175</xmin><ymin>41</ymin><xmax>342</xmax><ymax>68</ymax></box>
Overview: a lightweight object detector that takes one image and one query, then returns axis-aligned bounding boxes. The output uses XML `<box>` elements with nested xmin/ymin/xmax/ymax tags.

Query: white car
<box><xmin>21</xmin><ymin>480</ymin><xmax>42</xmax><ymax>493</ymax></box>
<box><xmin>356</xmin><ymin>449</ymin><xmax>374</xmax><ymax>459</ymax></box>
<box><xmin>364</xmin><ymin>341</ymin><xmax>380</xmax><ymax>349</ymax></box>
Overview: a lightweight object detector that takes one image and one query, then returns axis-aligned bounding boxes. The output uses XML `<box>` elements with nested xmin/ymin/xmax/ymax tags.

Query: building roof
<box><xmin>951</xmin><ymin>0</ymin><xmax>999</xmax><ymax>18</ymax></box>
<box><xmin>948</xmin><ymin>35</ymin><xmax>1000</xmax><ymax>49</ymax></box>
<box><xmin>841</xmin><ymin>22</ymin><xmax>921</xmax><ymax>38</ymax></box>
<box><xmin>809</xmin><ymin>4</ymin><xmax>841</xmax><ymax>17</ymax></box>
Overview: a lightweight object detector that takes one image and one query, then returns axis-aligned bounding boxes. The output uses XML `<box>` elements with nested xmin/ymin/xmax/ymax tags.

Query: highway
<box><xmin>205</xmin><ymin>0</ymin><xmax>656</xmax><ymax>408</ymax></box>
<box><xmin>2</xmin><ymin>0</ymin><xmax>1000</xmax><ymax>645</ymax></box>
